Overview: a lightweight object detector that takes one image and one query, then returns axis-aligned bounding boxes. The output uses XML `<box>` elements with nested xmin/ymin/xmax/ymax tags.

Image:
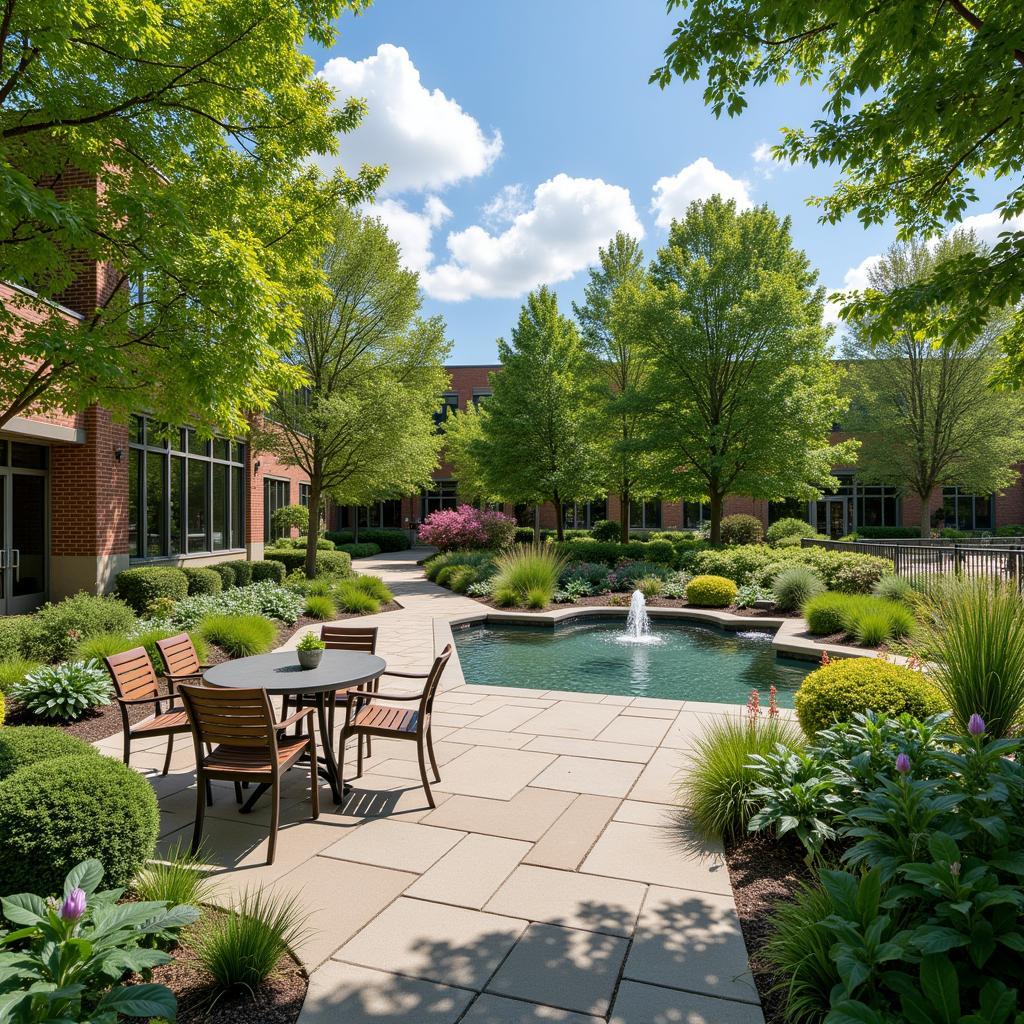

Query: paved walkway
<box><xmin>101</xmin><ymin>550</ymin><xmax>765</xmax><ymax>1024</ymax></box>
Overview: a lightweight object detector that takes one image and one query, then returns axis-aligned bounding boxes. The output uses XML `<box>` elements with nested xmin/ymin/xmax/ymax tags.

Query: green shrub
<box><xmin>490</xmin><ymin>545</ymin><xmax>566</xmax><ymax>608</ymax></box>
<box><xmin>194</xmin><ymin>888</ymin><xmax>307</xmax><ymax>993</ymax></box>
<box><xmin>19</xmin><ymin>593</ymin><xmax>139</xmax><ymax>662</ymax></box>
<box><xmin>297</xmin><ymin>535</ymin><xmax>336</xmax><ymax>550</ymax></box>
<box><xmin>831</xmin><ymin>557</ymin><xmax>888</xmax><ymax>594</ymax></box>
<box><xmin>304</xmin><ymin>594</ymin><xmax>336</xmax><ymax>620</ymax></box>
<box><xmin>772</xmin><ymin>564</ymin><xmax>824</xmax><ymax>612</ymax></box>
<box><xmin>210</xmin><ymin>562</ymin><xmax>237</xmax><ymax>589</ymax></box>
<box><xmin>0</xmin><ymin>725</ymin><xmax>99</xmax><ymax>781</ymax></box>
<box><xmin>445</xmin><ymin>564</ymin><xmax>477</xmax><ymax>593</ymax></box>
<box><xmin>685</xmin><ymin>574</ymin><xmax>737</xmax><ymax>608</ymax></box>
<box><xmin>0</xmin><ymin>615</ymin><xmax>29</xmax><ymax>661</ymax></box>
<box><xmin>353</xmin><ymin>575</ymin><xmax>392</xmax><ymax>602</ymax></box>
<box><xmin>589</xmin><ymin>519</ymin><xmax>621</xmax><ymax>542</ymax></box>
<box><xmin>336</xmin><ymin>542</ymin><xmax>381</xmax><ymax>559</ymax></box>
<box><xmin>849</xmin><ymin>602</ymin><xmax>915</xmax><ymax>646</ymax></box>
<box><xmin>0</xmin><ymin>690</ymin><xmax>4</xmax><ymax>724</ymax></box>
<box><xmin>0</xmin><ymin>754</ymin><xmax>159</xmax><ymax>895</ymax></box>
<box><xmin>720</xmin><ymin>513</ymin><xmax>763</xmax><ymax>545</ymax></box>
<box><xmin>765</xmin><ymin>517</ymin><xmax>817</xmax><ymax>545</ymax></box>
<box><xmin>872</xmin><ymin>573</ymin><xmax>916</xmax><ymax>604</ymax></box>
<box><xmin>683</xmin><ymin>715</ymin><xmax>803</xmax><ymax>841</ymax></box>
<box><xmin>134</xmin><ymin>838</ymin><xmax>213</xmax><ymax>907</ymax></box>
<box><xmin>323</xmin><ymin>527</ymin><xmax>410</xmax><ymax>551</ymax></box>
<box><xmin>434</xmin><ymin>565</ymin><xmax>458</xmax><ymax>588</ymax></box>
<box><xmin>115</xmin><ymin>567</ymin><xmax>189</xmax><ymax>615</ymax></box>
<box><xmin>854</xmin><ymin>525</ymin><xmax>921</xmax><ymax>539</ymax></box>
<box><xmin>198</xmin><ymin>614</ymin><xmax>277</xmax><ymax>657</ymax></box>
<box><xmin>636</xmin><ymin>575</ymin><xmax>664</xmax><ymax>599</ymax></box>
<box><xmin>182</xmin><ymin>566</ymin><xmax>222</xmax><ymax>596</ymax></box>
<box><xmin>334</xmin><ymin>582</ymin><xmax>380</xmax><ymax>614</ymax></box>
<box><xmin>794</xmin><ymin>658</ymin><xmax>945</xmax><ymax>735</ymax></box>
<box><xmin>803</xmin><ymin>591</ymin><xmax>857</xmax><ymax>635</ymax></box>
<box><xmin>424</xmin><ymin>550</ymin><xmax>494</xmax><ymax>581</ymax></box>
<box><xmin>230</xmin><ymin>560</ymin><xmax>255</xmax><ymax>586</ymax></box>
<box><xmin>11</xmin><ymin>660</ymin><xmax>113</xmax><ymax>721</ymax></box>
<box><xmin>270</xmin><ymin>503</ymin><xmax>309</xmax><ymax>536</ymax></box>
<box><xmin>251</xmin><ymin>558</ymin><xmax>288</xmax><ymax>583</ymax></box>
<box><xmin>0</xmin><ymin>656</ymin><xmax>39</xmax><ymax>694</ymax></box>
<box><xmin>264</xmin><ymin>548</ymin><xmax>351</xmax><ymax>577</ymax></box>
<box><xmin>553</xmin><ymin>538</ymin><xmax>677</xmax><ymax>567</ymax></box>
<box><xmin>913</xmin><ymin>576</ymin><xmax>1024</xmax><ymax>737</ymax></box>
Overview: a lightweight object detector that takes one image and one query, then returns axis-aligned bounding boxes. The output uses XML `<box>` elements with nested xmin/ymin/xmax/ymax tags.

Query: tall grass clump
<box><xmin>194</xmin><ymin>888</ymin><xmax>307</xmax><ymax>992</ymax></box>
<box><xmin>353</xmin><ymin>575</ymin><xmax>392</xmax><ymax>603</ymax></box>
<box><xmin>198</xmin><ymin>615</ymin><xmax>276</xmax><ymax>658</ymax></box>
<box><xmin>134</xmin><ymin>839</ymin><xmax>213</xmax><ymax>908</ymax></box>
<box><xmin>303</xmin><ymin>595</ymin><xmax>336</xmax><ymax>620</ymax></box>
<box><xmin>772</xmin><ymin>564</ymin><xmax>824</xmax><ymax>612</ymax></box>
<box><xmin>490</xmin><ymin>545</ymin><xmax>565</xmax><ymax>608</ymax></box>
<box><xmin>912</xmin><ymin>576</ymin><xmax>1024</xmax><ymax>737</ymax></box>
<box><xmin>872</xmin><ymin>573</ymin><xmax>917</xmax><ymax>605</ymax></box>
<box><xmin>682</xmin><ymin>714</ymin><xmax>803</xmax><ymax>841</ymax></box>
<box><xmin>333</xmin><ymin>581</ymin><xmax>380</xmax><ymax>614</ymax></box>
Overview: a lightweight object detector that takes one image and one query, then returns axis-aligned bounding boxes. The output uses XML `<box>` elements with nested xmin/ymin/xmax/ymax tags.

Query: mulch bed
<box><xmin>724</xmin><ymin>833</ymin><xmax>813</xmax><ymax>1024</ymax></box>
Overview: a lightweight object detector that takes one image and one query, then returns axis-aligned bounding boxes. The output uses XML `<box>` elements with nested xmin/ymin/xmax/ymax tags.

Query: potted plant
<box><xmin>296</xmin><ymin>632</ymin><xmax>325</xmax><ymax>670</ymax></box>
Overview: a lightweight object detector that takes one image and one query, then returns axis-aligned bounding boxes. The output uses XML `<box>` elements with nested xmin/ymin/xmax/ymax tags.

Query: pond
<box><xmin>453</xmin><ymin>618</ymin><xmax>813</xmax><ymax>707</ymax></box>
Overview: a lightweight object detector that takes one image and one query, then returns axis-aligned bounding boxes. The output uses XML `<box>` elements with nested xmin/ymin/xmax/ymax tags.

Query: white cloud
<box><xmin>367</xmin><ymin>196</ymin><xmax>451</xmax><ymax>273</ymax></box>
<box><xmin>481</xmin><ymin>184</ymin><xmax>529</xmax><ymax>228</ymax></box>
<box><xmin>319</xmin><ymin>44</ymin><xmax>502</xmax><ymax>194</ymax></box>
<box><xmin>650</xmin><ymin>158</ymin><xmax>753</xmax><ymax>228</ymax></box>
<box><xmin>752</xmin><ymin>142</ymin><xmax>773</xmax><ymax>165</ymax></box>
<box><xmin>421</xmin><ymin>173</ymin><xmax>644</xmax><ymax>302</ymax></box>
<box><xmin>956</xmin><ymin>209</ymin><xmax>1024</xmax><ymax>246</ymax></box>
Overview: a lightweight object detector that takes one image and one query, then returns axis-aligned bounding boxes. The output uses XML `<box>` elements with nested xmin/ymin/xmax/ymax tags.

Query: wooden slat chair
<box><xmin>338</xmin><ymin>644</ymin><xmax>452</xmax><ymax>808</ymax></box>
<box><xmin>178</xmin><ymin>684</ymin><xmax>319</xmax><ymax>865</ymax></box>
<box><xmin>104</xmin><ymin>647</ymin><xmax>192</xmax><ymax>776</ymax></box>
<box><xmin>155</xmin><ymin>632</ymin><xmax>211</xmax><ymax>690</ymax></box>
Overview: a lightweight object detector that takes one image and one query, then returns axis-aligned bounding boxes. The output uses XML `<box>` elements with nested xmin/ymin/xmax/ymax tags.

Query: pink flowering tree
<box><xmin>418</xmin><ymin>505</ymin><xmax>515</xmax><ymax>550</ymax></box>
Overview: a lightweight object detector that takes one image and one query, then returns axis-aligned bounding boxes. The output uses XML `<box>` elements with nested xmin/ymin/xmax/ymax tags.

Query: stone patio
<box><xmin>97</xmin><ymin>549</ymin><xmax>768</xmax><ymax>1024</ymax></box>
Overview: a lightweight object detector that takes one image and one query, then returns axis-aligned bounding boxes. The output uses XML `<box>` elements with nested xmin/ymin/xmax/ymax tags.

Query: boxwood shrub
<box><xmin>0</xmin><ymin>725</ymin><xmax>99</xmax><ymax>781</ymax></box>
<box><xmin>0</xmin><ymin>754</ymin><xmax>159</xmax><ymax>895</ymax></box>
<box><xmin>765</xmin><ymin>517</ymin><xmax>817</xmax><ymax>545</ymax></box>
<box><xmin>685</xmin><ymin>574</ymin><xmax>738</xmax><ymax>608</ymax></box>
<box><xmin>250</xmin><ymin>558</ymin><xmax>287</xmax><ymax>583</ymax></box>
<box><xmin>20</xmin><ymin>593</ymin><xmax>139</xmax><ymax>662</ymax></box>
<box><xmin>794</xmin><ymin>658</ymin><xmax>946</xmax><ymax>736</ymax></box>
<box><xmin>210</xmin><ymin>562</ymin><xmax>237</xmax><ymax>589</ymax></box>
<box><xmin>337</xmin><ymin>542</ymin><xmax>381</xmax><ymax>559</ymax></box>
<box><xmin>115</xmin><ymin>566</ymin><xmax>189</xmax><ymax>614</ymax></box>
<box><xmin>324</xmin><ymin>528</ymin><xmax>411</xmax><ymax>552</ymax></box>
<box><xmin>182</xmin><ymin>566</ymin><xmax>222</xmax><ymax>596</ymax></box>
<box><xmin>230</xmin><ymin>560</ymin><xmax>255</xmax><ymax>586</ymax></box>
<box><xmin>553</xmin><ymin>538</ymin><xmax>677</xmax><ymax>567</ymax></box>
<box><xmin>720</xmin><ymin>514</ymin><xmax>764</xmax><ymax>545</ymax></box>
<box><xmin>264</xmin><ymin>548</ymin><xmax>351</xmax><ymax>577</ymax></box>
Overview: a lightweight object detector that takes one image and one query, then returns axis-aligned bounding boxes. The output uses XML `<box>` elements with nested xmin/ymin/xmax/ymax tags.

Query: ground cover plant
<box><xmin>10</xmin><ymin>660</ymin><xmax>112</xmax><ymax>722</ymax></box>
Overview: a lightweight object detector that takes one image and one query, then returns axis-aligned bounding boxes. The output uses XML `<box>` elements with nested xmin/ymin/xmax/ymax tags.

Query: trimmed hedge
<box><xmin>688</xmin><ymin>544</ymin><xmax>892</xmax><ymax>591</ymax></box>
<box><xmin>794</xmin><ymin>658</ymin><xmax>946</xmax><ymax>736</ymax></box>
<box><xmin>590</xmin><ymin>519</ymin><xmax>621</xmax><ymax>542</ymax></box>
<box><xmin>686</xmin><ymin>574</ymin><xmax>738</xmax><ymax>608</ymax></box>
<box><xmin>210</xmin><ymin>562</ymin><xmax>237</xmax><ymax>589</ymax></box>
<box><xmin>553</xmin><ymin>538</ymin><xmax>680</xmax><ymax>567</ymax></box>
<box><xmin>854</xmin><ymin>526</ymin><xmax>921</xmax><ymax>539</ymax></box>
<box><xmin>0</xmin><ymin>725</ymin><xmax>99</xmax><ymax>781</ymax></box>
<box><xmin>324</xmin><ymin>528</ymin><xmax>411</xmax><ymax>552</ymax></box>
<box><xmin>230</xmin><ymin>560</ymin><xmax>255</xmax><ymax>586</ymax></box>
<box><xmin>182</xmin><ymin>566</ymin><xmax>222</xmax><ymax>596</ymax></box>
<box><xmin>264</xmin><ymin>548</ymin><xmax>351</xmax><ymax>577</ymax></box>
<box><xmin>0</xmin><ymin>754</ymin><xmax>159</xmax><ymax>895</ymax></box>
<box><xmin>116</xmin><ymin>566</ymin><xmax>189</xmax><ymax>614</ymax></box>
<box><xmin>250</xmin><ymin>558</ymin><xmax>287</xmax><ymax>583</ymax></box>
<box><xmin>337</xmin><ymin>542</ymin><xmax>381</xmax><ymax>559</ymax></box>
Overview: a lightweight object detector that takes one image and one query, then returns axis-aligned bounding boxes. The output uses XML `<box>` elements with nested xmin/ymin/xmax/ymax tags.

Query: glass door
<box><xmin>1</xmin><ymin>469</ymin><xmax>48</xmax><ymax>615</ymax></box>
<box><xmin>815</xmin><ymin>497</ymin><xmax>850</xmax><ymax>539</ymax></box>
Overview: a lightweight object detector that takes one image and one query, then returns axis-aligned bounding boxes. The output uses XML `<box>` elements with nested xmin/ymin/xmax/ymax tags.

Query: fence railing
<box><xmin>801</xmin><ymin>537</ymin><xmax>1024</xmax><ymax>588</ymax></box>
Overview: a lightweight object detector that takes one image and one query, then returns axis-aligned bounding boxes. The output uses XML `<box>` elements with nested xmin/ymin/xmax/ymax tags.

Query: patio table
<box><xmin>203</xmin><ymin>650</ymin><xmax>385</xmax><ymax>806</ymax></box>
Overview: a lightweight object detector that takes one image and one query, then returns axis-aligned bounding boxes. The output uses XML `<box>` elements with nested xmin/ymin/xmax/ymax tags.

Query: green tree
<box><xmin>442</xmin><ymin>404</ymin><xmax>498</xmax><ymax>507</ymax></box>
<box><xmin>0</xmin><ymin>0</ymin><xmax>384</xmax><ymax>435</ymax></box>
<box><xmin>634</xmin><ymin>196</ymin><xmax>856</xmax><ymax>545</ymax></box>
<box><xmin>476</xmin><ymin>287</ymin><xmax>604</xmax><ymax>542</ymax></box>
<box><xmin>256</xmin><ymin>207</ymin><xmax>450</xmax><ymax>577</ymax></box>
<box><xmin>573</xmin><ymin>232</ymin><xmax>654</xmax><ymax>542</ymax></box>
<box><xmin>844</xmin><ymin>233</ymin><xmax>1024</xmax><ymax>537</ymax></box>
<box><xmin>652</xmin><ymin>1</ymin><xmax>1024</xmax><ymax>379</ymax></box>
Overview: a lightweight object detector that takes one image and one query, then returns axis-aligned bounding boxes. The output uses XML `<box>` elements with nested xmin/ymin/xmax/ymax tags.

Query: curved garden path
<box><xmin>101</xmin><ymin>548</ymin><xmax>767</xmax><ymax>1024</ymax></box>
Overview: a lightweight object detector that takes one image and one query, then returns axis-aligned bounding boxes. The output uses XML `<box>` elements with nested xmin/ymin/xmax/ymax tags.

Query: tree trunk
<box><xmin>709</xmin><ymin>491</ymin><xmax>724</xmax><ymax>546</ymax></box>
<box><xmin>554</xmin><ymin>496</ymin><xmax>564</xmax><ymax>542</ymax></box>
<box><xmin>620</xmin><ymin>486</ymin><xmax>630</xmax><ymax>543</ymax></box>
<box><xmin>533</xmin><ymin>504</ymin><xmax>541</xmax><ymax>541</ymax></box>
<box><xmin>305</xmin><ymin>481</ymin><xmax>322</xmax><ymax>579</ymax></box>
<box><xmin>353</xmin><ymin>507</ymin><xmax>360</xmax><ymax>542</ymax></box>
<box><xmin>919</xmin><ymin>491</ymin><xmax>932</xmax><ymax>539</ymax></box>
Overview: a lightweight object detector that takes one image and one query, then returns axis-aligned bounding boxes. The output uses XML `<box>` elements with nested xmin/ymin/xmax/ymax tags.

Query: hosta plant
<box><xmin>11</xmin><ymin>660</ymin><xmax>112</xmax><ymax>721</ymax></box>
<box><xmin>0</xmin><ymin>858</ymin><xmax>198</xmax><ymax>1023</ymax></box>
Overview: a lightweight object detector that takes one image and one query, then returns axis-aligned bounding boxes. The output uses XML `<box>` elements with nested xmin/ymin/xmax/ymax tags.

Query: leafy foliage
<box><xmin>685</xmin><ymin>574</ymin><xmax>737</xmax><ymax>608</ymax></box>
<box><xmin>418</xmin><ymin>504</ymin><xmax>516</xmax><ymax>550</ymax></box>
<box><xmin>0</xmin><ymin>726</ymin><xmax>98</xmax><ymax>782</ymax></box>
<box><xmin>182</xmin><ymin>567</ymin><xmax>221</xmax><ymax>598</ymax></box>
<box><xmin>168</xmin><ymin>581</ymin><xmax>303</xmax><ymax>630</ymax></box>
<box><xmin>766</xmin><ymin>518</ymin><xmax>818</xmax><ymax>545</ymax></box>
<box><xmin>115</xmin><ymin>568</ymin><xmax>190</xmax><ymax>616</ymax></box>
<box><xmin>18</xmin><ymin>595</ymin><xmax>138</xmax><ymax>663</ymax></box>
<box><xmin>271</xmin><ymin>504</ymin><xmax>310</xmax><ymax>537</ymax></box>
<box><xmin>12</xmin><ymin>660</ymin><xmax>112</xmax><ymax>722</ymax></box>
<box><xmin>720</xmin><ymin>514</ymin><xmax>764</xmax><ymax>546</ymax></box>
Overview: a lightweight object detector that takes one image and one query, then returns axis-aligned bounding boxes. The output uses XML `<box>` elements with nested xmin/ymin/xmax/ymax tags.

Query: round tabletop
<box><xmin>203</xmin><ymin>650</ymin><xmax>386</xmax><ymax>695</ymax></box>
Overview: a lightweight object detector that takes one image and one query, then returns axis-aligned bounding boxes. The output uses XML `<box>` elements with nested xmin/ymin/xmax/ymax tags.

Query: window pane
<box><xmin>11</xmin><ymin>442</ymin><xmax>47</xmax><ymax>469</ymax></box>
<box><xmin>187</xmin><ymin>460</ymin><xmax>208</xmax><ymax>552</ymax></box>
<box><xmin>212</xmin><ymin>463</ymin><xmax>228</xmax><ymax>550</ymax></box>
<box><xmin>975</xmin><ymin>497</ymin><xmax>993</xmax><ymax>530</ymax></box>
<box><xmin>232</xmin><ymin>466</ymin><xmax>244</xmax><ymax>549</ymax></box>
<box><xmin>128</xmin><ymin>449</ymin><xmax>141</xmax><ymax>557</ymax></box>
<box><xmin>212</xmin><ymin>438</ymin><xmax>230</xmax><ymax>460</ymax></box>
<box><xmin>382</xmin><ymin>499</ymin><xmax>402</xmax><ymax>528</ymax></box>
<box><xmin>169</xmin><ymin>456</ymin><xmax>184</xmax><ymax>555</ymax></box>
<box><xmin>146</xmin><ymin>452</ymin><xmax>165</xmax><ymax>556</ymax></box>
<box><xmin>233</xmin><ymin>441</ymin><xmax>246</xmax><ymax>464</ymax></box>
<box><xmin>186</xmin><ymin>429</ymin><xmax>207</xmax><ymax>457</ymax></box>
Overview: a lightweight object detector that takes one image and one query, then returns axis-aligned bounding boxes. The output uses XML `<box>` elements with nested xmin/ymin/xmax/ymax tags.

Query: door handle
<box><xmin>10</xmin><ymin>548</ymin><xmax>18</xmax><ymax>582</ymax></box>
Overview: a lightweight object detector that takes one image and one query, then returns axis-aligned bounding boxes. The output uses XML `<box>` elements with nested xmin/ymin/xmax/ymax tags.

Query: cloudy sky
<box><xmin>308</xmin><ymin>0</ymin><xmax>1012</xmax><ymax>362</ymax></box>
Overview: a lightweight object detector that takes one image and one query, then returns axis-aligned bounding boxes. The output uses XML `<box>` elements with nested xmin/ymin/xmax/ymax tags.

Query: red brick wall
<box><xmin>247</xmin><ymin>446</ymin><xmax>311</xmax><ymax>545</ymax></box>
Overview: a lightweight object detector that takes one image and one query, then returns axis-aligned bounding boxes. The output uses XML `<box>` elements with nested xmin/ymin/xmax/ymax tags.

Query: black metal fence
<box><xmin>801</xmin><ymin>537</ymin><xmax>1024</xmax><ymax>588</ymax></box>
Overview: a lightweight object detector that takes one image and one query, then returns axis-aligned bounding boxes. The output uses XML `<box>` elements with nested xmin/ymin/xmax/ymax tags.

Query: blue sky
<box><xmin>307</xmin><ymin>0</ymin><xmax>1010</xmax><ymax>363</ymax></box>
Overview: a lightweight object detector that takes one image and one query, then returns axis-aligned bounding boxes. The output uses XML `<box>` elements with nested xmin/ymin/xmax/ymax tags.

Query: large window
<box><xmin>334</xmin><ymin>500</ymin><xmax>404</xmax><ymax>530</ymax></box>
<box><xmin>299</xmin><ymin>483</ymin><xmax>310</xmax><ymax>507</ymax></box>
<box><xmin>128</xmin><ymin>416</ymin><xmax>246</xmax><ymax>560</ymax></box>
<box><xmin>433</xmin><ymin>393</ymin><xmax>459</xmax><ymax>428</ymax></box>
<box><xmin>942</xmin><ymin>487</ymin><xmax>993</xmax><ymax>531</ymax></box>
<box><xmin>682</xmin><ymin>502</ymin><xmax>707</xmax><ymax>530</ymax></box>
<box><xmin>630</xmin><ymin>498</ymin><xmax>662</xmax><ymax>530</ymax></box>
<box><xmin>563</xmin><ymin>498</ymin><xmax>607</xmax><ymax>529</ymax></box>
<box><xmin>421</xmin><ymin>481</ymin><xmax>458</xmax><ymax>520</ymax></box>
<box><xmin>263</xmin><ymin>478</ymin><xmax>291</xmax><ymax>543</ymax></box>
<box><xmin>856</xmin><ymin>482</ymin><xmax>900</xmax><ymax>528</ymax></box>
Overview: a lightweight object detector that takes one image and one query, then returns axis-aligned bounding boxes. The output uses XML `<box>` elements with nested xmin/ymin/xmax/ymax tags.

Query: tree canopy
<box><xmin>652</xmin><ymin>0</ymin><xmax>1024</xmax><ymax>380</ymax></box>
<box><xmin>0</xmin><ymin>0</ymin><xmax>384</xmax><ymax>434</ymax></box>
<box><xmin>844</xmin><ymin>233</ymin><xmax>1024</xmax><ymax>536</ymax></box>
<box><xmin>255</xmin><ymin>206</ymin><xmax>449</xmax><ymax>576</ymax></box>
<box><xmin>631</xmin><ymin>196</ymin><xmax>856</xmax><ymax>544</ymax></box>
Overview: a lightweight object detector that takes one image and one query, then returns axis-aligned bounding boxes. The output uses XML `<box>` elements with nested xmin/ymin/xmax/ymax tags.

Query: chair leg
<box><xmin>123</xmin><ymin>731</ymin><xmax>131</xmax><ymax>768</ymax></box>
<box><xmin>162</xmin><ymin>734</ymin><xmax>174</xmax><ymax>776</ymax></box>
<box><xmin>308</xmin><ymin>737</ymin><xmax>320</xmax><ymax>820</ymax></box>
<box><xmin>356</xmin><ymin>728</ymin><xmax>364</xmax><ymax>778</ymax></box>
<box><xmin>267</xmin><ymin>779</ymin><xmax>280</xmax><ymax>865</ymax></box>
<box><xmin>337</xmin><ymin>727</ymin><xmax>349</xmax><ymax>800</ymax></box>
<box><xmin>426</xmin><ymin>727</ymin><xmax>440</xmax><ymax>783</ymax></box>
<box><xmin>192</xmin><ymin>772</ymin><xmax>207</xmax><ymax>855</ymax></box>
<box><xmin>205</xmin><ymin>778</ymin><xmax>214</xmax><ymax>807</ymax></box>
<box><xmin>417</xmin><ymin>736</ymin><xmax>436</xmax><ymax>809</ymax></box>
<box><xmin>234</xmin><ymin>781</ymin><xmax>243</xmax><ymax>804</ymax></box>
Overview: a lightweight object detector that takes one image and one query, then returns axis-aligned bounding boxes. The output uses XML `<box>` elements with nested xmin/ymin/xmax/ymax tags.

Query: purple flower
<box><xmin>895</xmin><ymin>752</ymin><xmax>911</xmax><ymax>775</ymax></box>
<box><xmin>968</xmin><ymin>713</ymin><xmax>985</xmax><ymax>737</ymax></box>
<box><xmin>59</xmin><ymin>888</ymin><xmax>86</xmax><ymax>922</ymax></box>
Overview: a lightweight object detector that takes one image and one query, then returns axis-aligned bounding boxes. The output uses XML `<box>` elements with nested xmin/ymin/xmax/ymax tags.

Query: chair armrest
<box><xmin>369</xmin><ymin>691</ymin><xmax>424</xmax><ymax>702</ymax></box>
<box><xmin>165</xmin><ymin>671</ymin><xmax>204</xmax><ymax>685</ymax></box>
<box><xmin>380</xmin><ymin>669</ymin><xmax>429</xmax><ymax>680</ymax></box>
<box><xmin>277</xmin><ymin>707</ymin><xmax>316</xmax><ymax>732</ymax></box>
<box><xmin>117</xmin><ymin>693</ymin><xmax>178</xmax><ymax>707</ymax></box>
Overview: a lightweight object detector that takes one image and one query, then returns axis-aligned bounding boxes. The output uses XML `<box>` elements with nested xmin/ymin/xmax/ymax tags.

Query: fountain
<box><xmin>619</xmin><ymin>590</ymin><xmax>661</xmax><ymax>644</ymax></box>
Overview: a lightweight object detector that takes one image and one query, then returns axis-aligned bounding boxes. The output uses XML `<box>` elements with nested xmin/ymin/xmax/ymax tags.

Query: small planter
<box><xmin>297</xmin><ymin>649</ymin><xmax>323</xmax><ymax>670</ymax></box>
